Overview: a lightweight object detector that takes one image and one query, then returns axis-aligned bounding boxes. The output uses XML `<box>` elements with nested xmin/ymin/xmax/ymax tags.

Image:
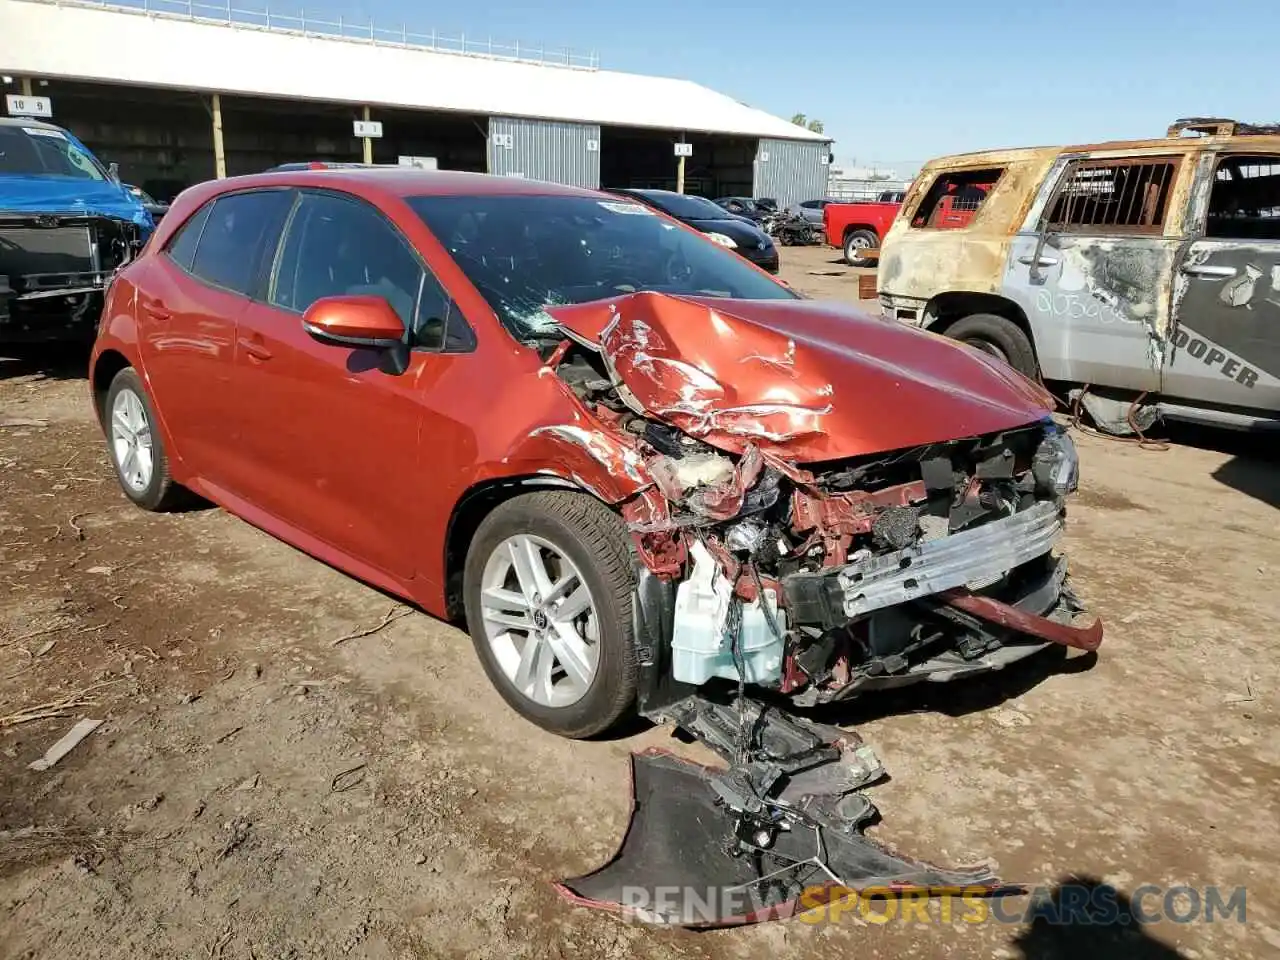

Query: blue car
<box><xmin>0</xmin><ymin>117</ymin><xmax>153</xmax><ymax>342</ymax></box>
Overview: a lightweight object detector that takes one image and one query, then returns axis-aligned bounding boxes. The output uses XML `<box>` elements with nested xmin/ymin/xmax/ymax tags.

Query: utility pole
<box><xmin>362</xmin><ymin>105</ymin><xmax>373</xmax><ymax>164</ymax></box>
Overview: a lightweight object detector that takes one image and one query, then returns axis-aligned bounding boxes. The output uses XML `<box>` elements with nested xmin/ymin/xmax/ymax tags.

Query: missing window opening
<box><xmin>1206</xmin><ymin>154</ymin><xmax>1280</xmax><ymax>241</ymax></box>
<box><xmin>909</xmin><ymin>167</ymin><xmax>1004</xmax><ymax>230</ymax></box>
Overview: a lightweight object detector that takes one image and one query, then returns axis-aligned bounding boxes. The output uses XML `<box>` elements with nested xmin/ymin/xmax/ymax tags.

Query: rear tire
<box><xmin>945</xmin><ymin>313</ymin><xmax>1039</xmax><ymax>380</ymax></box>
<box><xmin>103</xmin><ymin>367</ymin><xmax>189</xmax><ymax>512</ymax></box>
<box><xmin>463</xmin><ymin>491</ymin><xmax>638</xmax><ymax>739</ymax></box>
<box><xmin>843</xmin><ymin>229</ymin><xmax>878</xmax><ymax>267</ymax></box>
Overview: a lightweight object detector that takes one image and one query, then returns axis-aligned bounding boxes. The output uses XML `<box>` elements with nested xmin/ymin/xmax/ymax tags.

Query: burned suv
<box><xmin>878</xmin><ymin>117</ymin><xmax>1280</xmax><ymax>434</ymax></box>
<box><xmin>0</xmin><ymin>117</ymin><xmax>152</xmax><ymax>342</ymax></box>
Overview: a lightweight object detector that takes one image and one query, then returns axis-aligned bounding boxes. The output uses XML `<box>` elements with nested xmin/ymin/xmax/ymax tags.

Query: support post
<box><xmin>362</xmin><ymin>105</ymin><xmax>373</xmax><ymax>164</ymax></box>
<box><xmin>20</xmin><ymin>77</ymin><xmax>33</xmax><ymax>96</ymax></box>
<box><xmin>212</xmin><ymin>93</ymin><xmax>226</xmax><ymax>179</ymax></box>
<box><xmin>676</xmin><ymin>154</ymin><xmax>685</xmax><ymax>195</ymax></box>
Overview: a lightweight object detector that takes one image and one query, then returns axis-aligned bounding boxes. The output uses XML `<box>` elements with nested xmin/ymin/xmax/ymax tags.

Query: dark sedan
<box><xmin>608</xmin><ymin>188</ymin><xmax>779</xmax><ymax>274</ymax></box>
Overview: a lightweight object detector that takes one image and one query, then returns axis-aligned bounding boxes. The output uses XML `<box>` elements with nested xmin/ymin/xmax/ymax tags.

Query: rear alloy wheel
<box><xmin>103</xmin><ymin>367</ymin><xmax>187</xmax><ymax>511</ymax></box>
<box><xmin>843</xmin><ymin>228</ymin><xmax>878</xmax><ymax>267</ymax></box>
<box><xmin>463</xmin><ymin>492</ymin><xmax>638</xmax><ymax>738</ymax></box>
<box><xmin>945</xmin><ymin>313</ymin><xmax>1040</xmax><ymax>381</ymax></box>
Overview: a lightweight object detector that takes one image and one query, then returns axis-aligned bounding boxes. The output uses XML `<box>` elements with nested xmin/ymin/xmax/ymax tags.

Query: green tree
<box><xmin>791</xmin><ymin>114</ymin><xmax>824</xmax><ymax>134</ymax></box>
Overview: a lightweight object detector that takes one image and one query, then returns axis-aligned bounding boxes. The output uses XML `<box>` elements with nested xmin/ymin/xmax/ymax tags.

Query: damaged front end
<box><xmin>544</xmin><ymin>291</ymin><xmax>1101</xmax><ymax>925</ymax></box>
<box><xmin>0</xmin><ymin>213</ymin><xmax>146</xmax><ymax>342</ymax></box>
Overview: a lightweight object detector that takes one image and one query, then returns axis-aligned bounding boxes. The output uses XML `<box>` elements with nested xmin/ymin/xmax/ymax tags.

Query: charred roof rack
<box><xmin>1167</xmin><ymin>117</ymin><xmax>1280</xmax><ymax>138</ymax></box>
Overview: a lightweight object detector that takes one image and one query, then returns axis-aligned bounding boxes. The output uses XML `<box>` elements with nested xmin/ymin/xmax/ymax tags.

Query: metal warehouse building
<box><xmin>0</xmin><ymin>0</ymin><xmax>833</xmax><ymax>205</ymax></box>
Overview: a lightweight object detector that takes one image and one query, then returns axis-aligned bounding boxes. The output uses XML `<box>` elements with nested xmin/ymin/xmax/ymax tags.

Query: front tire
<box><xmin>843</xmin><ymin>229</ymin><xmax>878</xmax><ymax>267</ymax></box>
<box><xmin>463</xmin><ymin>492</ymin><xmax>639</xmax><ymax>738</ymax></box>
<box><xmin>945</xmin><ymin>313</ymin><xmax>1039</xmax><ymax>381</ymax></box>
<box><xmin>103</xmin><ymin>367</ymin><xmax>188</xmax><ymax>512</ymax></box>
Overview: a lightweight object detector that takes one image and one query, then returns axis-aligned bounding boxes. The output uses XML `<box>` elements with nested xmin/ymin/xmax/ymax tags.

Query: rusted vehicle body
<box><xmin>90</xmin><ymin>168</ymin><xmax>1100</xmax><ymax>925</ymax></box>
<box><xmin>878</xmin><ymin>118</ymin><xmax>1280</xmax><ymax>433</ymax></box>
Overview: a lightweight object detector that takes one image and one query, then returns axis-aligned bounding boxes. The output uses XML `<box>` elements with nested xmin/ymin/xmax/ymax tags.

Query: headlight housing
<box><xmin>706</xmin><ymin>232</ymin><xmax>737</xmax><ymax>249</ymax></box>
<box><xmin>1032</xmin><ymin>420</ymin><xmax>1080</xmax><ymax>497</ymax></box>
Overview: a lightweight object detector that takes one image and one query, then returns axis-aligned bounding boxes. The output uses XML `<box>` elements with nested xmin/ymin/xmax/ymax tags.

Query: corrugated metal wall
<box><xmin>487</xmin><ymin>116</ymin><xmax>601</xmax><ymax>188</ymax></box>
<box><xmin>753</xmin><ymin>138</ymin><xmax>832</xmax><ymax>206</ymax></box>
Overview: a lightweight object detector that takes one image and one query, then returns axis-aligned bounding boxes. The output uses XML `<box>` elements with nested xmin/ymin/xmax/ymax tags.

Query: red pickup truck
<box><xmin>822</xmin><ymin>193</ymin><xmax>902</xmax><ymax>267</ymax></box>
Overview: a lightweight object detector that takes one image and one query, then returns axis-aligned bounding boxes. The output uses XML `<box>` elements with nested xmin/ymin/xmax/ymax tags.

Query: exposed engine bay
<box><xmin>540</xmin><ymin>292</ymin><xmax>1104</xmax><ymax>925</ymax></box>
<box><xmin>0</xmin><ymin>213</ymin><xmax>145</xmax><ymax>341</ymax></box>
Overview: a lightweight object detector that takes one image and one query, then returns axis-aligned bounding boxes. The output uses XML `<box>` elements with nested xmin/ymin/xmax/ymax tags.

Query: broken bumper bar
<box><xmin>783</xmin><ymin>500</ymin><xmax>1065</xmax><ymax>630</ymax></box>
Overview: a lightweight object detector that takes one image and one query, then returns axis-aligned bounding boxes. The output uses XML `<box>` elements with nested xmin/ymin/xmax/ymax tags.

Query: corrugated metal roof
<box><xmin>0</xmin><ymin>0</ymin><xmax>830</xmax><ymax>142</ymax></box>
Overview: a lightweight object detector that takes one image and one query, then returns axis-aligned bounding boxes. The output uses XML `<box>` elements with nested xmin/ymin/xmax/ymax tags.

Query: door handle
<box><xmin>1180</xmin><ymin>263</ymin><xmax>1237</xmax><ymax>279</ymax></box>
<box><xmin>140</xmin><ymin>300</ymin><xmax>171</xmax><ymax>321</ymax></box>
<box><xmin>238</xmin><ymin>336</ymin><xmax>273</xmax><ymax>362</ymax></box>
<box><xmin>1018</xmin><ymin>255</ymin><xmax>1059</xmax><ymax>267</ymax></box>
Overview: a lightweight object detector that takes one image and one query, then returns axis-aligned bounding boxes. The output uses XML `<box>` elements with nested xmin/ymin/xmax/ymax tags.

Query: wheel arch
<box><xmin>924</xmin><ymin>292</ymin><xmax>1039</xmax><ymax>360</ymax></box>
<box><xmin>841</xmin><ymin>223</ymin><xmax>879</xmax><ymax>241</ymax></box>
<box><xmin>90</xmin><ymin>349</ymin><xmax>134</xmax><ymax>427</ymax></box>
<box><xmin>442</xmin><ymin>475</ymin><xmax>614</xmax><ymax>623</ymax></box>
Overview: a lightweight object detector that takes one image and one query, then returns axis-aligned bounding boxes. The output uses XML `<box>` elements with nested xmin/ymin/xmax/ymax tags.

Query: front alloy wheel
<box><xmin>479</xmin><ymin>533</ymin><xmax>601</xmax><ymax>708</ymax></box>
<box><xmin>463</xmin><ymin>491</ymin><xmax>639</xmax><ymax>738</ymax></box>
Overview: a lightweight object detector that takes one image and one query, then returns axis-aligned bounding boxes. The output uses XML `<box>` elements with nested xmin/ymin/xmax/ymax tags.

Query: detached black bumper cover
<box><xmin>555</xmin><ymin>705</ymin><xmax>1005</xmax><ymax>928</ymax></box>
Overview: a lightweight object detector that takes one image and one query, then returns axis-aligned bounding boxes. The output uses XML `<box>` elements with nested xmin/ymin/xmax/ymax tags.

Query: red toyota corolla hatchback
<box><xmin>90</xmin><ymin>169</ymin><xmax>1096</xmax><ymax>740</ymax></box>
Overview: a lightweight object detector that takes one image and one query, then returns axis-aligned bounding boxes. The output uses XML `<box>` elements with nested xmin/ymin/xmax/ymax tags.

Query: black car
<box><xmin>610</xmin><ymin>189</ymin><xmax>779</xmax><ymax>274</ymax></box>
<box><xmin>267</xmin><ymin>161</ymin><xmax>386</xmax><ymax>172</ymax></box>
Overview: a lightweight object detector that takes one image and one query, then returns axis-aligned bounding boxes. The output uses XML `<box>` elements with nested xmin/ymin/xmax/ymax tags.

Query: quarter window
<box><xmin>1206</xmin><ymin>155</ymin><xmax>1280</xmax><ymax>241</ymax></box>
<box><xmin>1044</xmin><ymin>158</ymin><xmax>1179</xmax><ymax>235</ymax></box>
<box><xmin>164</xmin><ymin>202</ymin><xmax>211</xmax><ymax>273</ymax></box>
<box><xmin>190</xmin><ymin>190</ymin><xmax>293</xmax><ymax>296</ymax></box>
<box><xmin>909</xmin><ymin>168</ymin><xmax>1003</xmax><ymax>229</ymax></box>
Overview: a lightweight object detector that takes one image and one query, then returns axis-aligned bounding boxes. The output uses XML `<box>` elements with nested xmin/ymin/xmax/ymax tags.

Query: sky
<box><xmin>312</xmin><ymin>0</ymin><xmax>1276</xmax><ymax>175</ymax></box>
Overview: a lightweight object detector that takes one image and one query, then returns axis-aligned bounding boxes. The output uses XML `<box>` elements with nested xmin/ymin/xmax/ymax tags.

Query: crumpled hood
<box><xmin>548</xmin><ymin>291</ymin><xmax>1054</xmax><ymax>462</ymax></box>
<box><xmin>0</xmin><ymin>175</ymin><xmax>153</xmax><ymax>229</ymax></box>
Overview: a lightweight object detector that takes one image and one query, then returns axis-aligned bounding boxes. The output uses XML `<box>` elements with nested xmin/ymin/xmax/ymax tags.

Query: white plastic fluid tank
<box><xmin>671</xmin><ymin>541</ymin><xmax>787</xmax><ymax>686</ymax></box>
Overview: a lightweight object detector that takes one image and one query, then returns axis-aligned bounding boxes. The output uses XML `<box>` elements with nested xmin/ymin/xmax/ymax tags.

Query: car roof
<box><xmin>202</xmin><ymin>167</ymin><xmax>608</xmax><ymax>200</ymax></box>
<box><xmin>148</xmin><ymin>168</ymin><xmax>615</xmax><ymax>251</ymax></box>
<box><xmin>619</xmin><ymin>188</ymin><xmax>710</xmax><ymax>201</ymax></box>
<box><xmin>924</xmin><ymin>127</ymin><xmax>1280</xmax><ymax>171</ymax></box>
<box><xmin>0</xmin><ymin>117</ymin><xmax>66</xmax><ymax>132</ymax></box>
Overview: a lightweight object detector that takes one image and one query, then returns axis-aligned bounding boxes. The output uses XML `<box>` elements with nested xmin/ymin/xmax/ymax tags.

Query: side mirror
<box><xmin>107</xmin><ymin>161</ymin><xmax>120</xmax><ymax>182</ymax></box>
<box><xmin>302</xmin><ymin>295</ymin><xmax>404</xmax><ymax>348</ymax></box>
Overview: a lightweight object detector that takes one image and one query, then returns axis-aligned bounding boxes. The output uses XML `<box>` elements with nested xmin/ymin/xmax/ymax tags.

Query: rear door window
<box><xmin>190</xmin><ymin>190</ymin><xmax>294</xmax><ymax>297</ymax></box>
<box><xmin>1044</xmin><ymin>158</ymin><xmax>1180</xmax><ymax>235</ymax></box>
<box><xmin>910</xmin><ymin>168</ymin><xmax>1004</xmax><ymax>229</ymax></box>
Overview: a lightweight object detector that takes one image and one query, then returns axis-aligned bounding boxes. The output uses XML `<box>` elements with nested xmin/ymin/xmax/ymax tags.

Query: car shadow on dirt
<box><xmin>811</xmin><ymin>645</ymin><xmax>1098</xmax><ymax>728</ymax></box>
<box><xmin>1211</xmin><ymin>456</ymin><xmax>1280</xmax><ymax>509</ymax></box>
<box><xmin>630</xmin><ymin>645</ymin><xmax>1096</xmax><ymax>746</ymax></box>
<box><xmin>1009</xmin><ymin>876</ymin><xmax>1196</xmax><ymax>959</ymax></box>
<box><xmin>1160</xmin><ymin>422</ymin><xmax>1280</xmax><ymax>509</ymax></box>
<box><xmin>0</xmin><ymin>343</ymin><xmax>92</xmax><ymax>383</ymax></box>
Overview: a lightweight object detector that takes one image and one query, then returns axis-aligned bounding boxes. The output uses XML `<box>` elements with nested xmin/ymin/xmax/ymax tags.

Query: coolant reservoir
<box><xmin>671</xmin><ymin>541</ymin><xmax>786</xmax><ymax>686</ymax></box>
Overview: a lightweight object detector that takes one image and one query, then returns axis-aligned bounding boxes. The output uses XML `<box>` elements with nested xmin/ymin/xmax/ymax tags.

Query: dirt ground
<box><xmin>2</xmin><ymin>244</ymin><xmax>1277</xmax><ymax>959</ymax></box>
